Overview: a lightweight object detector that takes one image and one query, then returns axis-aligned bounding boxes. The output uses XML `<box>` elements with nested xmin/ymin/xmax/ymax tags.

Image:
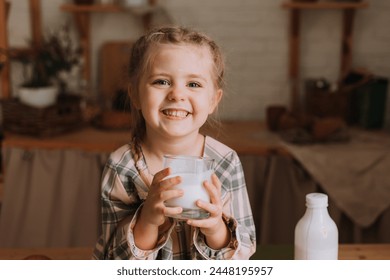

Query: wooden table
<box><xmin>2</xmin><ymin>121</ymin><xmax>286</xmax><ymax>155</ymax></box>
<box><xmin>201</xmin><ymin>121</ymin><xmax>287</xmax><ymax>156</ymax></box>
<box><xmin>2</xmin><ymin>126</ymin><xmax>132</xmax><ymax>153</ymax></box>
<box><xmin>251</xmin><ymin>244</ymin><xmax>390</xmax><ymax>260</ymax></box>
<box><xmin>0</xmin><ymin>244</ymin><xmax>389</xmax><ymax>260</ymax></box>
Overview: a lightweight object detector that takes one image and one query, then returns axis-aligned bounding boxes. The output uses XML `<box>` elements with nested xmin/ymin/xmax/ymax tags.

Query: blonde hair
<box><xmin>128</xmin><ymin>26</ymin><xmax>225</xmax><ymax>161</ymax></box>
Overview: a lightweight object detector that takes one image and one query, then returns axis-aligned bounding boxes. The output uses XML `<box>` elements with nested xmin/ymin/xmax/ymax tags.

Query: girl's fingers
<box><xmin>151</xmin><ymin>168</ymin><xmax>182</xmax><ymax>191</ymax></box>
<box><xmin>196</xmin><ymin>199</ymin><xmax>220</xmax><ymax>216</ymax></box>
<box><xmin>187</xmin><ymin>218</ymin><xmax>212</xmax><ymax>228</ymax></box>
<box><xmin>159</xmin><ymin>175</ymin><xmax>182</xmax><ymax>190</ymax></box>
<box><xmin>203</xmin><ymin>180</ymin><xmax>220</xmax><ymax>205</ymax></box>
<box><xmin>186</xmin><ymin>174</ymin><xmax>223</xmax><ymax>230</ymax></box>
<box><xmin>163</xmin><ymin>206</ymin><xmax>183</xmax><ymax>216</ymax></box>
<box><xmin>159</xmin><ymin>189</ymin><xmax>184</xmax><ymax>202</ymax></box>
<box><xmin>186</xmin><ymin>211</ymin><xmax>220</xmax><ymax>230</ymax></box>
<box><xmin>152</xmin><ymin>167</ymin><xmax>171</xmax><ymax>182</ymax></box>
<box><xmin>211</xmin><ymin>173</ymin><xmax>222</xmax><ymax>192</ymax></box>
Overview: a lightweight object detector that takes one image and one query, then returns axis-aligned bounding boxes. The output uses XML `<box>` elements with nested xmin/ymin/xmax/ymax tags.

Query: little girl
<box><xmin>93</xmin><ymin>26</ymin><xmax>256</xmax><ymax>260</ymax></box>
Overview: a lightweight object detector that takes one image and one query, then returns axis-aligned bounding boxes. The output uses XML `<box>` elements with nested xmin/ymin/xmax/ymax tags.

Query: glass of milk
<box><xmin>163</xmin><ymin>155</ymin><xmax>215</xmax><ymax>220</ymax></box>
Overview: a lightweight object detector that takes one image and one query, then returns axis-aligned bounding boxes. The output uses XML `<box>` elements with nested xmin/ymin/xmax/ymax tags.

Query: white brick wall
<box><xmin>4</xmin><ymin>0</ymin><xmax>390</xmax><ymax>128</ymax></box>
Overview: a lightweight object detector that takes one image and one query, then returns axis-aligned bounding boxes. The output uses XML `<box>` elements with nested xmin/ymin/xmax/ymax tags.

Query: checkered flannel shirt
<box><xmin>93</xmin><ymin>136</ymin><xmax>256</xmax><ymax>259</ymax></box>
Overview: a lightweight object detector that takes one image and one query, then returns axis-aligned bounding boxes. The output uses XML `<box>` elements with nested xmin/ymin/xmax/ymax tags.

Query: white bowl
<box><xmin>18</xmin><ymin>86</ymin><xmax>58</xmax><ymax>108</ymax></box>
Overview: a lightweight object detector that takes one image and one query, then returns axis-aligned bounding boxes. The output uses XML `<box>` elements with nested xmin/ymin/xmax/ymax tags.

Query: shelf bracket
<box><xmin>289</xmin><ymin>9</ymin><xmax>301</xmax><ymax>113</ymax></box>
<box><xmin>0</xmin><ymin>0</ymin><xmax>10</xmax><ymax>99</ymax></box>
<box><xmin>73</xmin><ymin>12</ymin><xmax>91</xmax><ymax>86</ymax></box>
<box><xmin>340</xmin><ymin>9</ymin><xmax>355</xmax><ymax>79</ymax></box>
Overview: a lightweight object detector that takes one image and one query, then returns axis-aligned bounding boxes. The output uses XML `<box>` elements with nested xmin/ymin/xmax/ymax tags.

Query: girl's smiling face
<box><xmin>137</xmin><ymin>43</ymin><xmax>222</xmax><ymax>140</ymax></box>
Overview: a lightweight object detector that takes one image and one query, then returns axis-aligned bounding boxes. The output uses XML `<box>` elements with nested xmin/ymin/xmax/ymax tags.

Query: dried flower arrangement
<box><xmin>1</xmin><ymin>22</ymin><xmax>81</xmax><ymax>93</ymax></box>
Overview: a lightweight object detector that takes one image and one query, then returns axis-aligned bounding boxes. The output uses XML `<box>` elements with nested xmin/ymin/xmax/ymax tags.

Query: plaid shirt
<box><xmin>93</xmin><ymin>136</ymin><xmax>256</xmax><ymax>260</ymax></box>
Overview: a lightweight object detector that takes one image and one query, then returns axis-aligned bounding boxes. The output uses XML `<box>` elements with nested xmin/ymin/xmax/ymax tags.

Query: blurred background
<box><xmin>3</xmin><ymin>0</ymin><xmax>390</xmax><ymax>122</ymax></box>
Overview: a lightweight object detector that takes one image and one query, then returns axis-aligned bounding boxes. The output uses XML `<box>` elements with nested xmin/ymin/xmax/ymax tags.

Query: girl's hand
<box><xmin>186</xmin><ymin>174</ymin><xmax>230</xmax><ymax>249</ymax></box>
<box><xmin>139</xmin><ymin>167</ymin><xmax>183</xmax><ymax>227</ymax></box>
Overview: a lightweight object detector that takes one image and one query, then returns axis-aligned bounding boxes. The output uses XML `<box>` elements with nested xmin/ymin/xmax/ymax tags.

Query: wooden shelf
<box><xmin>282</xmin><ymin>1</ymin><xmax>369</xmax><ymax>10</ymax></box>
<box><xmin>282</xmin><ymin>1</ymin><xmax>369</xmax><ymax>113</ymax></box>
<box><xmin>60</xmin><ymin>3</ymin><xmax>157</xmax><ymax>15</ymax></box>
<box><xmin>61</xmin><ymin>4</ymin><xmax>124</xmax><ymax>12</ymax></box>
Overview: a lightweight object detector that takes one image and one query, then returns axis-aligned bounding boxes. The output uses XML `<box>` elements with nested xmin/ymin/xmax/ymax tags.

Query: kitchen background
<box><xmin>5</xmin><ymin>0</ymin><xmax>390</xmax><ymax>126</ymax></box>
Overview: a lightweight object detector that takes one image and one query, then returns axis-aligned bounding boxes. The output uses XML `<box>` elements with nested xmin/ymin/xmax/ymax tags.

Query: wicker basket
<box><xmin>1</xmin><ymin>95</ymin><xmax>83</xmax><ymax>137</ymax></box>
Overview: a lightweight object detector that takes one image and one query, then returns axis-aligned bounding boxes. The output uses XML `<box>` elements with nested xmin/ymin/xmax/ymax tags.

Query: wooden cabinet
<box><xmin>60</xmin><ymin>1</ymin><xmax>157</xmax><ymax>93</ymax></box>
<box><xmin>282</xmin><ymin>1</ymin><xmax>369</xmax><ymax>113</ymax></box>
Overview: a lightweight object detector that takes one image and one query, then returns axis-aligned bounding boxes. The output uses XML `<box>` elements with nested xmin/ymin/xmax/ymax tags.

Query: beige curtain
<box><xmin>0</xmin><ymin>147</ymin><xmax>108</xmax><ymax>248</ymax></box>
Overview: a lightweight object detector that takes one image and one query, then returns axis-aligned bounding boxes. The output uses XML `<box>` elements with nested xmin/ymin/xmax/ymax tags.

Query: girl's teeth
<box><xmin>164</xmin><ymin>110</ymin><xmax>188</xmax><ymax>117</ymax></box>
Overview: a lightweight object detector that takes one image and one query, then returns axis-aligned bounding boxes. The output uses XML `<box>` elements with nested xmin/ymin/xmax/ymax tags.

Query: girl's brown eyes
<box><xmin>152</xmin><ymin>79</ymin><xmax>170</xmax><ymax>86</ymax></box>
<box><xmin>188</xmin><ymin>82</ymin><xmax>201</xmax><ymax>88</ymax></box>
<box><xmin>152</xmin><ymin>80</ymin><xmax>202</xmax><ymax>88</ymax></box>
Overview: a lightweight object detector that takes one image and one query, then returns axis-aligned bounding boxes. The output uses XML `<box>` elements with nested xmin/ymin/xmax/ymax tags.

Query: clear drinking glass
<box><xmin>163</xmin><ymin>155</ymin><xmax>215</xmax><ymax>220</ymax></box>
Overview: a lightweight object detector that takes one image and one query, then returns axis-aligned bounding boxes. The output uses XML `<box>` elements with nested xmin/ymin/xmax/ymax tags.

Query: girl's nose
<box><xmin>167</xmin><ymin>84</ymin><xmax>186</xmax><ymax>101</ymax></box>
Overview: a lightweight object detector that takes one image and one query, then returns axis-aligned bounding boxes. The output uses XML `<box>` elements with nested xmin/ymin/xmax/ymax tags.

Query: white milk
<box><xmin>165</xmin><ymin>170</ymin><xmax>213</xmax><ymax>219</ymax></box>
<box><xmin>165</xmin><ymin>170</ymin><xmax>212</xmax><ymax>210</ymax></box>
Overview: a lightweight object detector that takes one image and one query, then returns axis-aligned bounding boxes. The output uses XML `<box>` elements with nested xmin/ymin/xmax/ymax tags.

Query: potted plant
<box><xmin>11</xmin><ymin>24</ymin><xmax>81</xmax><ymax>108</ymax></box>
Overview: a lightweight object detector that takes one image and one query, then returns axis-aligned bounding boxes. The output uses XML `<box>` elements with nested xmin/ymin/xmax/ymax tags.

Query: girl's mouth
<box><xmin>162</xmin><ymin>109</ymin><xmax>190</xmax><ymax>118</ymax></box>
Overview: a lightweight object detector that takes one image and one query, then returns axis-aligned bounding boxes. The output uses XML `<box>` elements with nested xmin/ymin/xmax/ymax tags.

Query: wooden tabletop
<box><xmin>338</xmin><ymin>244</ymin><xmax>390</xmax><ymax>260</ymax></box>
<box><xmin>204</xmin><ymin>121</ymin><xmax>288</xmax><ymax>155</ymax></box>
<box><xmin>2</xmin><ymin>121</ymin><xmax>286</xmax><ymax>155</ymax></box>
<box><xmin>0</xmin><ymin>244</ymin><xmax>388</xmax><ymax>260</ymax></box>
<box><xmin>250</xmin><ymin>244</ymin><xmax>390</xmax><ymax>260</ymax></box>
<box><xmin>2</xmin><ymin>126</ymin><xmax>132</xmax><ymax>153</ymax></box>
